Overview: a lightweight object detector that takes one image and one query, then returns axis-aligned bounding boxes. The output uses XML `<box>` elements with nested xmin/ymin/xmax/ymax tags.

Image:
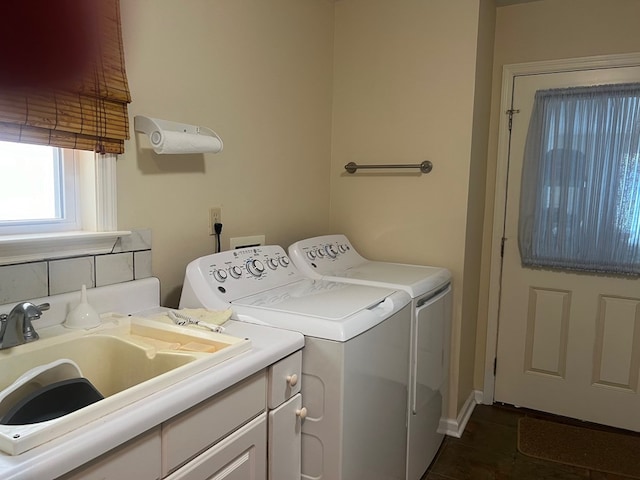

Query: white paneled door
<box><xmin>495</xmin><ymin>65</ymin><xmax>640</xmax><ymax>431</ymax></box>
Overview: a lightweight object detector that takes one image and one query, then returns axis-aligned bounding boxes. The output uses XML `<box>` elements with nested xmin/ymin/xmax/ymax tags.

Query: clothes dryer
<box><xmin>180</xmin><ymin>245</ymin><xmax>412</xmax><ymax>480</ymax></box>
<box><xmin>289</xmin><ymin>234</ymin><xmax>452</xmax><ymax>480</ymax></box>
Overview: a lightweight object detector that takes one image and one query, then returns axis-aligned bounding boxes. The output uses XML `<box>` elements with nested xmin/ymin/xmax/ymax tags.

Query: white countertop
<box><xmin>0</xmin><ymin>319</ymin><xmax>304</xmax><ymax>480</ymax></box>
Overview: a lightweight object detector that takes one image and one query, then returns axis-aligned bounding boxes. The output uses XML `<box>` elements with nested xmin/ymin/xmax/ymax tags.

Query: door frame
<box><xmin>483</xmin><ymin>52</ymin><xmax>640</xmax><ymax>404</ymax></box>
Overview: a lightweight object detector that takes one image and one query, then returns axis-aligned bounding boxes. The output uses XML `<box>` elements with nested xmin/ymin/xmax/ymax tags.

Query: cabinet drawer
<box><xmin>165</xmin><ymin>413</ymin><xmax>267</xmax><ymax>480</ymax></box>
<box><xmin>162</xmin><ymin>371</ymin><xmax>267</xmax><ymax>475</ymax></box>
<box><xmin>58</xmin><ymin>427</ymin><xmax>161</xmax><ymax>480</ymax></box>
<box><xmin>267</xmin><ymin>351</ymin><xmax>302</xmax><ymax>409</ymax></box>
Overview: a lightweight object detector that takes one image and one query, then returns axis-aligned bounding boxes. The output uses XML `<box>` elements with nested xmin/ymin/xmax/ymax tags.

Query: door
<box><xmin>495</xmin><ymin>65</ymin><xmax>640</xmax><ymax>431</ymax></box>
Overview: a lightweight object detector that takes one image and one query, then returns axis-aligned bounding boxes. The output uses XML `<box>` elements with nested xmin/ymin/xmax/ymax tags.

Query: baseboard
<box><xmin>438</xmin><ymin>389</ymin><xmax>482</xmax><ymax>438</ymax></box>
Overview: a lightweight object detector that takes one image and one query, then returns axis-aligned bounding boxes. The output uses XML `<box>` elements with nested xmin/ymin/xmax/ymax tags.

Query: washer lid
<box><xmin>232</xmin><ymin>279</ymin><xmax>410</xmax><ymax>341</ymax></box>
<box><xmin>233</xmin><ymin>278</ymin><xmax>396</xmax><ymax>320</ymax></box>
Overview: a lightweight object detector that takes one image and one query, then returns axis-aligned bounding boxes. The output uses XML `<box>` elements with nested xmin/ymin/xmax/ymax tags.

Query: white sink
<box><xmin>0</xmin><ymin>314</ymin><xmax>250</xmax><ymax>455</ymax></box>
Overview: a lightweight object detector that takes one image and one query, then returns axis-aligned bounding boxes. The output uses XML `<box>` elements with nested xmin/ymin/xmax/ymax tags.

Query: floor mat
<box><xmin>517</xmin><ymin>416</ymin><xmax>640</xmax><ymax>479</ymax></box>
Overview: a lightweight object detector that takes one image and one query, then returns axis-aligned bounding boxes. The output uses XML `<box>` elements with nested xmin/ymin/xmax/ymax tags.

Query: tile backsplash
<box><xmin>0</xmin><ymin>229</ymin><xmax>152</xmax><ymax>305</ymax></box>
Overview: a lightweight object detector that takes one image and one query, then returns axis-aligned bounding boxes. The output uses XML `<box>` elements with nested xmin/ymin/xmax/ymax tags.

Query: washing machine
<box><xmin>288</xmin><ymin>234</ymin><xmax>452</xmax><ymax>480</ymax></box>
<box><xmin>179</xmin><ymin>245</ymin><xmax>413</xmax><ymax>480</ymax></box>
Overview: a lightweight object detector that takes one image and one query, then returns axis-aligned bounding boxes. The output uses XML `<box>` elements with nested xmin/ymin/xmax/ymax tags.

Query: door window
<box><xmin>518</xmin><ymin>83</ymin><xmax>640</xmax><ymax>275</ymax></box>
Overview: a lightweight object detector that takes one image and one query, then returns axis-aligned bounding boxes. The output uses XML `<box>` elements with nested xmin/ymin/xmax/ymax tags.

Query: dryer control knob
<box><xmin>326</xmin><ymin>245</ymin><xmax>338</xmax><ymax>258</ymax></box>
<box><xmin>213</xmin><ymin>269</ymin><xmax>228</xmax><ymax>282</ymax></box>
<box><xmin>267</xmin><ymin>258</ymin><xmax>278</xmax><ymax>270</ymax></box>
<box><xmin>229</xmin><ymin>266</ymin><xmax>242</xmax><ymax>278</ymax></box>
<box><xmin>246</xmin><ymin>259</ymin><xmax>265</xmax><ymax>277</ymax></box>
<box><xmin>296</xmin><ymin>407</ymin><xmax>307</xmax><ymax>420</ymax></box>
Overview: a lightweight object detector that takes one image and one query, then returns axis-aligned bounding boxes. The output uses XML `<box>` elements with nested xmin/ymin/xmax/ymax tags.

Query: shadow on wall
<box><xmin>164</xmin><ymin>286</ymin><xmax>183</xmax><ymax>309</ymax></box>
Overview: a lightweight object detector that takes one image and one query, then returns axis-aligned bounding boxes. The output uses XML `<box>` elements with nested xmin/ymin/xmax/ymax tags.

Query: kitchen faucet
<box><xmin>0</xmin><ymin>302</ymin><xmax>49</xmax><ymax>350</ymax></box>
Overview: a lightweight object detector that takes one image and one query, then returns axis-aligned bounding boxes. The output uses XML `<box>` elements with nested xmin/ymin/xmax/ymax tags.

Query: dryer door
<box><xmin>407</xmin><ymin>285</ymin><xmax>451</xmax><ymax>479</ymax></box>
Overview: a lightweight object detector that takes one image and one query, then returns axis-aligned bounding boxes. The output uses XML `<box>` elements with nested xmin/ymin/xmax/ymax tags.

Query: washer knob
<box><xmin>246</xmin><ymin>259</ymin><xmax>265</xmax><ymax>277</ymax></box>
<box><xmin>279</xmin><ymin>256</ymin><xmax>290</xmax><ymax>267</ymax></box>
<box><xmin>316</xmin><ymin>249</ymin><xmax>326</xmax><ymax>258</ymax></box>
<box><xmin>267</xmin><ymin>258</ymin><xmax>278</xmax><ymax>270</ymax></box>
<box><xmin>326</xmin><ymin>245</ymin><xmax>338</xmax><ymax>258</ymax></box>
<box><xmin>339</xmin><ymin>244</ymin><xmax>348</xmax><ymax>253</ymax></box>
<box><xmin>213</xmin><ymin>269</ymin><xmax>228</xmax><ymax>282</ymax></box>
<box><xmin>306</xmin><ymin>251</ymin><xmax>317</xmax><ymax>260</ymax></box>
<box><xmin>229</xmin><ymin>266</ymin><xmax>242</xmax><ymax>278</ymax></box>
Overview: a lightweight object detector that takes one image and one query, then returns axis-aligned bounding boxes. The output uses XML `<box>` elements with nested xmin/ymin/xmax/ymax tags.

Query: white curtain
<box><xmin>518</xmin><ymin>83</ymin><xmax>640</xmax><ymax>275</ymax></box>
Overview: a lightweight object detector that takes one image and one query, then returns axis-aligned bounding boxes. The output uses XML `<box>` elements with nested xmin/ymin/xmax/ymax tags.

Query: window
<box><xmin>0</xmin><ymin>141</ymin><xmax>79</xmax><ymax>234</ymax></box>
<box><xmin>518</xmin><ymin>83</ymin><xmax>640</xmax><ymax>275</ymax></box>
<box><xmin>0</xmin><ymin>143</ymin><xmax>125</xmax><ymax>265</ymax></box>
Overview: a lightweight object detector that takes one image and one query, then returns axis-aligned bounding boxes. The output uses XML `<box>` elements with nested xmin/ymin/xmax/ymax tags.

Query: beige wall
<box><xmin>476</xmin><ymin>0</ymin><xmax>640</xmax><ymax>389</ymax></box>
<box><xmin>331</xmin><ymin>0</ymin><xmax>495</xmax><ymax>419</ymax></box>
<box><xmin>460</xmin><ymin>0</ymin><xmax>496</xmax><ymax>414</ymax></box>
<box><xmin>118</xmin><ymin>0</ymin><xmax>335</xmax><ymax>306</ymax></box>
<box><xmin>117</xmin><ymin>0</ymin><xmax>493</xmax><ymax>421</ymax></box>
<box><xmin>116</xmin><ymin>0</ymin><xmax>640</xmax><ymax>424</ymax></box>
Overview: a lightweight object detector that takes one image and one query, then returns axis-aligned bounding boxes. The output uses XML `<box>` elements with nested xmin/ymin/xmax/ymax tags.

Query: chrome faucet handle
<box><xmin>36</xmin><ymin>303</ymin><xmax>50</xmax><ymax>312</ymax></box>
<box><xmin>20</xmin><ymin>302</ymin><xmax>46</xmax><ymax>342</ymax></box>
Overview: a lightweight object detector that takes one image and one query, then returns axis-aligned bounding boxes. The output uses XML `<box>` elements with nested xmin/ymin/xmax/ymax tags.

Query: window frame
<box><xmin>0</xmin><ymin>151</ymin><xmax>130</xmax><ymax>265</ymax></box>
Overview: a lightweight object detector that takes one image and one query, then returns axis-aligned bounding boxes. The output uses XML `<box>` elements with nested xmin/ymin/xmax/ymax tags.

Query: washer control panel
<box><xmin>192</xmin><ymin>245</ymin><xmax>302</xmax><ymax>301</ymax></box>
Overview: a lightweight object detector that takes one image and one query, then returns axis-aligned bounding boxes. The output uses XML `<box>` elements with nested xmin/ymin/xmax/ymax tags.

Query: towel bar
<box><xmin>344</xmin><ymin>161</ymin><xmax>432</xmax><ymax>174</ymax></box>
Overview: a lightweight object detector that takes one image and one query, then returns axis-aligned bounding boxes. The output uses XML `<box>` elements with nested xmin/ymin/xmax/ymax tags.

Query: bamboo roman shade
<box><xmin>0</xmin><ymin>0</ymin><xmax>131</xmax><ymax>154</ymax></box>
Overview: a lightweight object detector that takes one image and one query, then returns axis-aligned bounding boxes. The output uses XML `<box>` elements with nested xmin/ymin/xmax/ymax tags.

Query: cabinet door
<box><xmin>268</xmin><ymin>393</ymin><xmax>302</xmax><ymax>480</ymax></box>
<box><xmin>165</xmin><ymin>413</ymin><xmax>267</xmax><ymax>480</ymax></box>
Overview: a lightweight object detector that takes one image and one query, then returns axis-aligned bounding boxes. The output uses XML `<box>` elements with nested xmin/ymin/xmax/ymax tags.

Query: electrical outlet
<box><xmin>209</xmin><ymin>207</ymin><xmax>222</xmax><ymax>235</ymax></box>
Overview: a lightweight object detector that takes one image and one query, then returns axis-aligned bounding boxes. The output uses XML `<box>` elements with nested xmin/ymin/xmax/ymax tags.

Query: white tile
<box><xmin>49</xmin><ymin>257</ymin><xmax>95</xmax><ymax>295</ymax></box>
<box><xmin>113</xmin><ymin>229</ymin><xmax>152</xmax><ymax>253</ymax></box>
<box><xmin>134</xmin><ymin>250</ymin><xmax>153</xmax><ymax>279</ymax></box>
<box><xmin>0</xmin><ymin>262</ymin><xmax>48</xmax><ymax>304</ymax></box>
<box><xmin>95</xmin><ymin>253</ymin><xmax>134</xmax><ymax>287</ymax></box>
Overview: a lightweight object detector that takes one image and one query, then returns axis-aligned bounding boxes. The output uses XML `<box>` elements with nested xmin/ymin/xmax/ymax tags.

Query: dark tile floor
<box><xmin>421</xmin><ymin>404</ymin><xmax>637</xmax><ymax>480</ymax></box>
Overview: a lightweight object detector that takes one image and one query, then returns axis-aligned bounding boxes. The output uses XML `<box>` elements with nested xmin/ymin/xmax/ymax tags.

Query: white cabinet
<box><xmin>165</xmin><ymin>414</ymin><xmax>267</xmax><ymax>480</ymax></box>
<box><xmin>164</xmin><ymin>353</ymin><xmax>303</xmax><ymax>480</ymax></box>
